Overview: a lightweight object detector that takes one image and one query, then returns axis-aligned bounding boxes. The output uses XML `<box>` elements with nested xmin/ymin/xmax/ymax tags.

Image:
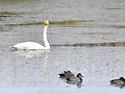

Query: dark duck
<box><xmin>110</xmin><ymin>77</ymin><xmax>125</xmax><ymax>88</ymax></box>
<box><xmin>59</xmin><ymin>70</ymin><xmax>83</xmax><ymax>88</ymax></box>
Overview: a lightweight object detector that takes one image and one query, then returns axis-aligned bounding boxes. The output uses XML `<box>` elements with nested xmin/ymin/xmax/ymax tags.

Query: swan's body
<box><xmin>12</xmin><ymin>20</ymin><xmax>50</xmax><ymax>50</ymax></box>
<box><xmin>13</xmin><ymin>42</ymin><xmax>49</xmax><ymax>50</ymax></box>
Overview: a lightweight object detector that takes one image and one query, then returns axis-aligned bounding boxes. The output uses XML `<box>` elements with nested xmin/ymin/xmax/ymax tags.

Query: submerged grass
<box><xmin>50</xmin><ymin>20</ymin><xmax>93</xmax><ymax>25</ymax></box>
<box><xmin>0</xmin><ymin>0</ymin><xmax>35</xmax><ymax>2</ymax></box>
<box><xmin>0</xmin><ymin>12</ymin><xmax>19</xmax><ymax>17</ymax></box>
<box><xmin>106</xmin><ymin>8</ymin><xmax>123</xmax><ymax>10</ymax></box>
<box><xmin>6</xmin><ymin>20</ymin><xmax>94</xmax><ymax>26</ymax></box>
<box><xmin>51</xmin><ymin>41</ymin><xmax>125</xmax><ymax>47</ymax></box>
<box><xmin>2</xmin><ymin>16</ymin><xmax>124</xmax><ymax>29</ymax></box>
<box><xmin>108</xmin><ymin>25</ymin><xmax>125</xmax><ymax>28</ymax></box>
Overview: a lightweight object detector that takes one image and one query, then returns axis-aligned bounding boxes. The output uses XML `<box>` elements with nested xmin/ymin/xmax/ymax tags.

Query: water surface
<box><xmin>0</xmin><ymin>0</ymin><xmax>125</xmax><ymax>94</ymax></box>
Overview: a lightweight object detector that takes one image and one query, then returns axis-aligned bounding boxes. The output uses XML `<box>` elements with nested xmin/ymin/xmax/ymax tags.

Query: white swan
<box><xmin>12</xmin><ymin>20</ymin><xmax>50</xmax><ymax>50</ymax></box>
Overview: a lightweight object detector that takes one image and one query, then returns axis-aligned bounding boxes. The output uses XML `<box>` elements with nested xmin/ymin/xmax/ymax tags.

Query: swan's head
<box><xmin>44</xmin><ymin>20</ymin><xmax>49</xmax><ymax>25</ymax></box>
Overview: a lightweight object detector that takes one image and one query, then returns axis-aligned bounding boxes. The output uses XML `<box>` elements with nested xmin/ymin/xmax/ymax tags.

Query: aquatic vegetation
<box><xmin>51</xmin><ymin>41</ymin><xmax>125</xmax><ymax>47</ymax></box>
<box><xmin>106</xmin><ymin>8</ymin><xmax>123</xmax><ymax>10</ymax></box>
<box><xmin>108</xmin><ymin>25</ymin><xmax>125</xmax><ymax>28</ymax></box>
<box><xmin>0</xmin><ymin>12</ymin><xmax>18</xmax><ymax>17</ymax></box>
<box><xmin>5</xmin><ymin>20</ymin><xmax>94</xmax><ymax>27</ymax></box>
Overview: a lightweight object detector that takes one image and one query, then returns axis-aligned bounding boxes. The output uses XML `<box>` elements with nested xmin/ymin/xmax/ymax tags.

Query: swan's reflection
<box><xmin>43</xmin><ymin>50</ymin><xmax>49</xmax><ymax>82</ymax></box>
<box><xmin>12</xmin><ymin>50</ymin><xmax>50</xmax><ymax>85</ymax></box>
<box><xmin>12</xmin><ymin>50</ymin><xmax>49</xmax><ymax>58</ymax></box>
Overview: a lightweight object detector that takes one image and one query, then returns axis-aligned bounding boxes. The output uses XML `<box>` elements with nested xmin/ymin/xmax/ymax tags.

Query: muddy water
<box><xmin>0</xmin><ymin>0</ymin><xmax>125</xmax><ymax>94</ymax></box>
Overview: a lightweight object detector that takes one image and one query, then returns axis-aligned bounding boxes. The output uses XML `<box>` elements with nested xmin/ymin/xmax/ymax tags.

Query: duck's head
<box><xmin>77</xmin><ymin>73</ymin><xmax>83</xmax><ymax>78</ymax></box>
<box><xmin>44</xmin><ymin>20</ymin><xmax>49</xmax><ymax>25</ymax></box>
<box><xmin>119</xmin><ymin>77</ymin><xmax>125</xmax><ymax>82</ymax></box>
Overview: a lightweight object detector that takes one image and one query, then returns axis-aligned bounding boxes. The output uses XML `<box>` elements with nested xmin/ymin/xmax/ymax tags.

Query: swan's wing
<box><xmin>12</xmin><ymin>42</ymin><xmax>46</xmax><ymax>50</ymax></box>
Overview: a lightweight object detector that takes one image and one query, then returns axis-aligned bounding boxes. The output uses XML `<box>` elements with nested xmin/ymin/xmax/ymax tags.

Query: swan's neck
<box><xmin>43</xmin><ymin>25</ymin><xmax>50</xmax><ymax>49</ymax></box>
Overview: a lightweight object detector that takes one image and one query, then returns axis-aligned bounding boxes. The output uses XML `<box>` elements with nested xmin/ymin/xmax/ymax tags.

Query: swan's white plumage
<box><xmin>13</xmin><ymin>42</ymin><xmax>48</xmax><ymax>50</ymax></box>
<box><xmin>12</xmin><ymin>20</ymin><xmax>50</xmax><ymax>50</ymax></box>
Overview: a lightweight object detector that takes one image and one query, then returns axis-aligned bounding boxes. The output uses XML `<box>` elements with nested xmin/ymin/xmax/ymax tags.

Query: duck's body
<box><xmin>59</xmin><ymin>71</ymin><xmax>83</xmax><ymax>88</ymax></box>
<box><xmin>12</xmin><ymin>20</ymin><xmax>50</xmax><ymax>50</ymax></box>
<box><xmin>66</xmin><ymin>73</ymin><xmax>83</xmax><ymax>85</ymax></box>
<box><xmin>110</xmin><ymin>77</ymin><xmax>125</xmax><ymax>88</ymax></box>
<box><xmin>59</xmin><ymin>70</ymin><xmax>75</xmax><ymax>79</ymax></box>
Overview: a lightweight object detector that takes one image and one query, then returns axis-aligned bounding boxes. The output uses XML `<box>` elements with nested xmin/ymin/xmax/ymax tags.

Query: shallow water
<box><xmin>0</xmin><ymin>0</ymin><xmax>125</xmax><ymax>94</ymax></box>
